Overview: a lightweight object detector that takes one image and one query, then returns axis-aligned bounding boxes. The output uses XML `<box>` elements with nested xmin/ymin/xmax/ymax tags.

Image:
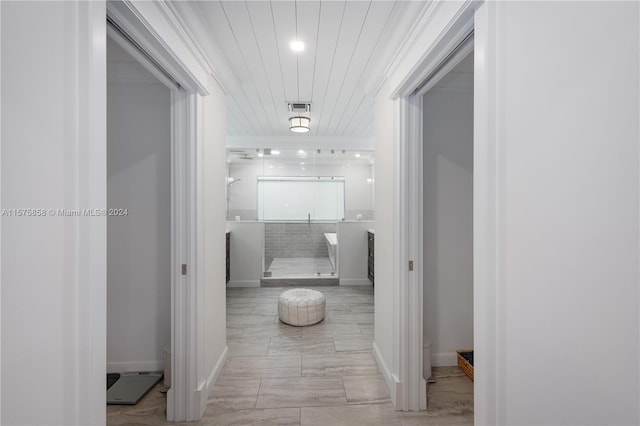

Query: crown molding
<box><xmin>382</xmin><ymin>1</ymin><xmax>444</xmax><ymax>88</ymax></box>
<box><xmin>162</xmin><ymin>2</ymin><xmax>239</xmax><ymax>95</ymax></box>
<box><xmin>362</xmin><ymin>1</ymin><xmax>442</xmax><ymax>98</ymax></box>
<box><xmin>388</xmin><ymin>0</ymin><xmax>477</xmax><ymax>99</ymax></box>
<box><xmin>154</xmin><ymin>2</ymin><xmax>215</xmax><ymax>79</ymax></box>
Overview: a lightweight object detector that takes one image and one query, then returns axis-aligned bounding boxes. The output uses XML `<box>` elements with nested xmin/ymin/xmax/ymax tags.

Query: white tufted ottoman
<box><xmin>278</xmin><ymin>288</ymin><xmax>326</xmax><ymax>326</ymax></box>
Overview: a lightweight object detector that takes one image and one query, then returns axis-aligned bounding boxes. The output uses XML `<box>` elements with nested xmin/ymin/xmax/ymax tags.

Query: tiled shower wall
<box><xmin>264</xmin><ymin>223</ymin><xmax>337</xmax><ymax>265</ymax></box>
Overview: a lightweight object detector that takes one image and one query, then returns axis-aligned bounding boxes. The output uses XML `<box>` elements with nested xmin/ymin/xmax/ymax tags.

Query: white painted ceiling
<box><xmin>179</xmin><ymin>1</ymin><xmax>415</xmax><ymax>138</ymax></box>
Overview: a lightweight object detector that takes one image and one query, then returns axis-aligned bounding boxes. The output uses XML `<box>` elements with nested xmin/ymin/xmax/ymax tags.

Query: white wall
<box><xmin>373</xmin><ymin>79</ymin><xmax>396</xmax><ymax>398</ymax></box>
<box><xmin>1</xmin><ymin>1</ymin><xmax>228</xmax><ymax>423</ymax></box>
<box><xmin>381</xmin><ymin>0</ymin><xmax>639</xmax><ymax>421</ymax></box>
<box><xmin>200</xmin><ymin>74</ymin><xmax>228</xmax><ymax>412</ymax></box>
<box><xmin>225</xmin><ymin>221</ymin><xmax>264</xmax><ymax>287</ymax></box>
<box><xmin>1</xmin><ymin>2</ymin><xmax>106</xmax><ymax>424</ymax></box>
<box><xmin>106</xmin><ymin>39</ymin><xmax>171</xmax><ymax>372</ymax></box>
<box><xmin>422</xmin><ymin>55</ymin><xmax>474</xmax><ymax>366</ymax></box>
<box><xmin>490</xmin><ymin>2</ymin><xmax>639</xmax><ymax>424</ymax></box>
<box><xmin>337</xmin><ymin>221</ymin><xmax>373</xmax><ymax>286</ymax></box>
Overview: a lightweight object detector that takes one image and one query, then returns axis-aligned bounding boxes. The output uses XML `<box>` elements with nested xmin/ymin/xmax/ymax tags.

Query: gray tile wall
<box><xmin>265</xmin><ymin>223</ymin><xmax>337</xmax><ymax>264</ymax></box>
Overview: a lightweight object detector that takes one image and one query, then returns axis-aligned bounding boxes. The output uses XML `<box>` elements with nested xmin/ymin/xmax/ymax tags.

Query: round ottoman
<box><xmin>278</xmin><ymin>288</ymin><xmax>326</xmax><ymax>326</ymax></box>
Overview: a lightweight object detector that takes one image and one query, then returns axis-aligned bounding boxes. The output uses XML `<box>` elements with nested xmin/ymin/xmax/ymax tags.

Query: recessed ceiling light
<box><xmin>258</xmin><ymin>153</ymin><xmax>264</xmax><ymax>157</ymax></box>
<box><xmin>272</xmin><ymin>150</ymin><xmax>280</xmax><ymax>155</ymax></box>
<box><xmin>355</xmin><ymin>153</ymin><xmax>361</xmax><ymax>158</ymax></box>
<box><xmin>298</xmin><ymin>149</ymin><xmax>305</xmax><ymax>154</ymax></box>
<box><xmin>300</xmin><ymin>162</ymin><xmax>305</xmax><ymax>166</ymax></box>
<box><xmin>290</xmin><ymin>40</ymin><xmax>304</xmax><ymax>52</ymax></box>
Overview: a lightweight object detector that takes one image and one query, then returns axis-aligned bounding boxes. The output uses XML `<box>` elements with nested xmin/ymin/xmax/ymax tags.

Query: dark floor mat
<box><xmin>107</xmin><ymin>372</ymin><xmax>163</xmax><ymax>405</ymax></box>
<box><xmin>107</xmin><ymin>373</ymin><xmax>121</xmax><ymax>390</ymax></box>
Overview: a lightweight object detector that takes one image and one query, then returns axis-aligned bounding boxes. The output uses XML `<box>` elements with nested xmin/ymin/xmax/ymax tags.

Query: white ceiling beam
<box><xmin>227</xmin><ymin>135</ymin><xmax>374</xmax><ymax>151</ymax></box>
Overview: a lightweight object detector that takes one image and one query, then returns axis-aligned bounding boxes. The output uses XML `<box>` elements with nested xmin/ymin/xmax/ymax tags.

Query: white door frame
<box><xmin>106</xmin><ymin>3</ymin><xmax>208</xmax><ymax>421</ymax></box>
<box><xmin>389</xmin><ymin>1</ymin><xmax>499</xmax><ymax>421</ymax></box>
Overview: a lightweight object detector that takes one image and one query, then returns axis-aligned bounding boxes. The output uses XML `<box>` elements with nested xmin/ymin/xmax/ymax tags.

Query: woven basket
<box><xmin>457</xmin><ymin>350</ymin><xmax>474</xmax><ymax>381</ymax></box>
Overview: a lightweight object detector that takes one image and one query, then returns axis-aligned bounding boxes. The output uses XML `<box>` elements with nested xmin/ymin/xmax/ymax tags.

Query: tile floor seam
<box><xmin>254</xmin><ymin>378</ymin><xmax>262</xmax><ymax>409</ymax></box>
<box><xmin>339</xmin><ymin>375</ymin><xmax>347</xmax><ymax>405</ymax></box>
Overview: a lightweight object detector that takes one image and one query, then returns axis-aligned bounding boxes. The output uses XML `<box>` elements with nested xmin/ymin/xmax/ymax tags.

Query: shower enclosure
<box><xmin>259</xmin><ymin>176</ymin><xmax>344</xmax><ymax>279</ymax></box>
<box><xmin>226</xmin><ymin>148</ymin><xmax>374</xmax><ymax>285</ymax></box>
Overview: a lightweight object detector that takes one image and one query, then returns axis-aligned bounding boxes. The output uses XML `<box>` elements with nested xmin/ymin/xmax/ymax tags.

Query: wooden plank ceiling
<box><xmin>194</xmin><ymin>1</ymin><xmax>399</xmax><ymax>137</ymax></box>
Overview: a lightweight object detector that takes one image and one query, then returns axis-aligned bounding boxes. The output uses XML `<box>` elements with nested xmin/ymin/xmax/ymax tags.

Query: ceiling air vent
<box><xmin>288</xmin><ymin>103</ymin><xmax>311</xmax><ymax>113</ymax></box>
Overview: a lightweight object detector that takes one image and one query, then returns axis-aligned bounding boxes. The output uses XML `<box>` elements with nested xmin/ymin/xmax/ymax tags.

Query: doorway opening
<box><xmin>421</xmin><ymin>51</ymin><xmax>474</xmax><ymax>419</ymax></box>
<box><xmin>104</xmin><ymin>6</ymin><xmax>203</xmax><ymax>416</ymax></box>
<box><xmin>387</xmin><ymin>2</ymin><xmax>478</xmax><ymax>411</ymax></box>
<box><xmin>106</xmin><ymin>35</ymin><xmax>172</xmax><ymax>417</ymax></box>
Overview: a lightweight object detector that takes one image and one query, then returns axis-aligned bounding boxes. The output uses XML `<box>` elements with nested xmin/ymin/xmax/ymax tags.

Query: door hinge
<box><xmin>409</xmin><ymin>260</ymin><xmax>414</xmax><ymax>271</ymax></box>
<box><xmin>181</xmin><ymin>264</ymin><xmax>187</xmax><ymax>275</ymax></box>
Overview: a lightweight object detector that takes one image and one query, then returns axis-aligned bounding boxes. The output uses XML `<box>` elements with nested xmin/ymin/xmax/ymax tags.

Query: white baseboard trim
<box><xmin>339</xmin><ymin>278</ymin><xmax>372</xmax><ymax>286</ymax></box>
<box><xmin>227</xmin><ymin>280</ymin><xmax>260</xmax><ymax>288</ymax></box>
<box><xmin>194</xmin><ymin>345</ymin><xmax>228</xmax><ymax>419</ymax></box>
<box><xmin>107</xmin><ymin>361</ymin><xmax>164</xmax><ymax>373</ymax></box>
<box><xmin>373</xmin><ymin>341</ymin><xmax>401</xmax><ymax>408</ymax></box>
<box><xmin>432</xmin><ymin>352</ymin><xmax>459</xmax><ymax>367</ymax></box>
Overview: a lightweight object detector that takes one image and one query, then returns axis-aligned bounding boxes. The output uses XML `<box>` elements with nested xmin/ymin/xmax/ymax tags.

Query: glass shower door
<box><xmin>258</xmin><ymin>176</ymin><xmax>321</xmax><ymax>278</ymax></box>
<box><xmin>258</xmin><ymin>149</ymin><xmax>344</xmax><ymax>280</ymax></box>
<box><xmin>260</xmin><ymin>177</ymin><xmax>317</xmax><ymax>278</ymax></box>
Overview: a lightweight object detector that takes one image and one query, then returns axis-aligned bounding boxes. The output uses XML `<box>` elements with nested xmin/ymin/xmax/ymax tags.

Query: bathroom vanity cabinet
<box><xmin>367</xmin><ymin>231</ymin><xmax>374</xmax><ymax>285</ymax></box>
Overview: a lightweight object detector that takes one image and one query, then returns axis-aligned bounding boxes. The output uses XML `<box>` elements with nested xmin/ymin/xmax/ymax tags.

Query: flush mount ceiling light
<box><xmin>290</xmin><ymin>40</ymin><xmax>304</xmax><ymax>52</ymax></box>
<box><xmin>289</xmin><ymin>116</ymin><xmax>310</xmax><ymax>133</ymax></box>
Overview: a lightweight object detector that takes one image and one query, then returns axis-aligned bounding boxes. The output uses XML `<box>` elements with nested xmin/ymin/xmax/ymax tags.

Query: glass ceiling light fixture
<box><xmin>289</xmin><ymin>116</ymin><xmax>310</xmax><ymax>133</ymax></box>
<box><xmin>288</xmin><ymin>103</ymin><xmax>311</xmax><ymax>133</ymax></box>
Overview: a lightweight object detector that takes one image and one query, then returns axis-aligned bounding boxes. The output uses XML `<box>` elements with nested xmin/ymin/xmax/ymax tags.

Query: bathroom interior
<box><xmin>225</xmin><ymin>147</ymin><xmax>374</xmax><ymax>287</ymax></box>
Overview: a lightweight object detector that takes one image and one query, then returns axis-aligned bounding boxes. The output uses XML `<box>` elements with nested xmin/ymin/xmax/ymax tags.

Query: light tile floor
<box><xmin>107</xmin><ymin>286</ymin><xmax>473</xmax><ymax>425</ymax></box>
